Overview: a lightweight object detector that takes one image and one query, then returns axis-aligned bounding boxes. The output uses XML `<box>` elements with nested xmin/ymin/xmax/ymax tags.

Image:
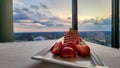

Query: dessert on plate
<box><xmin>50</xmin><ymin>28</ymin><xmax>90</xmax><ymax>58</ymax></box>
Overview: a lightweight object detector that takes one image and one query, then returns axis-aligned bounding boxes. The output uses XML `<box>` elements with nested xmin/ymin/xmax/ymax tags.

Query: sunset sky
<box><xmin>13</xmin><ymin>0</ymin><xmax>111</xmax><ymax>32</ymax></box>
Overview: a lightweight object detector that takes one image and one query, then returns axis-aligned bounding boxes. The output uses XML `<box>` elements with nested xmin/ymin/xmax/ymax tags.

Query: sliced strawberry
<box><xmin>74</xmin><ymin>44</ymin><xmax>90</xmax><ymax>57</ymax></box>
<box><xmin>61</xmin><ymin>47</ymin><xmax>76</xmax><ymax>58</ymax></box>
<box><xmin>63</xmin><ymin>41</ymin><xmax>75</xmax><ymax>49</ymax></box>
<box><xmin>50</xmin><ymin>41</ymin><xmax>63</xmax><ymax>56</ymax></box>
<box><xmin>74</xmin><ymin>39</ymin><xmax>81</xmax><ymax>45</ymax></box>
<box><xmin>50</xmin><ymin>43</ymin><xmax>57</xmax><ymax>51</ymax></box>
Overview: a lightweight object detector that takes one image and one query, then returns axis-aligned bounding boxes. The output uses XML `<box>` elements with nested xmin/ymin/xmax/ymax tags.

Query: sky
<box><xmin>13</xmin><ymin>0</ymin><xmax>111</xmax><ymax>32</ymax></box>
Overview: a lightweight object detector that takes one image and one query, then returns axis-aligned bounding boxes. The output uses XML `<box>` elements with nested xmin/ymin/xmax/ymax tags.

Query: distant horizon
<box><xmin>14</xmin><ymin>30</ymin><xmax>112</xmax><ymax>33</ymax></box>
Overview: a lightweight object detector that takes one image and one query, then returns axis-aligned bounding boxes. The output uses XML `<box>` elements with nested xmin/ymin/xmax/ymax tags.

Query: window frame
<box><xmin>112</xmin><ymin>0</ymin><xmax>119</xmax><ymax>48</ymax></box>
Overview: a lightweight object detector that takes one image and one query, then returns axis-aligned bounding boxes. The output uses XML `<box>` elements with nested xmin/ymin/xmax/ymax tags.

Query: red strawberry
<box><xmin>61</xmin><ymin>47</ymin><xmax>76</xmax><ymax>58</ymax></box>
<box><xmin>63</xmin><ymin>41</ymin><xmax>75</xmax><ymax>49</ymax></box>
<box><xmin>74</xmin><ymin>39</ymin><xmax>81</xmax><ymax>45</ymax></box>
<box><xmin>74</xmin><ymin>44</ymin><xmax>90</xmax><ymax>57</ymax></box>
<box><xmin>50</xmin><ymin>41</ymin><xmax>63</xmax><ymax>56</ymax></box>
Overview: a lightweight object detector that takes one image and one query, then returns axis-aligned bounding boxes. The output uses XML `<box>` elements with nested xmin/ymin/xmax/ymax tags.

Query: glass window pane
<box><xmin>13</xmin><ymin>0</ymin><xmax>71</xmax><ymax>41</ymax></box>
<box><xmin>78</xmin><ymin>0</ymin><xmax>111</xmax><ymax>46</ymax></box>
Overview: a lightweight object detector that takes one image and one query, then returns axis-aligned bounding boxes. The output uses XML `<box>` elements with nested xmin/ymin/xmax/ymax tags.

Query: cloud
<box><xmin>47</xmin><ymin>17</ymin><xmax>71</xmax><ymax>26</ymax></box>
<box><xmin>80</xmin><ymin>17</ymin><xmax>111</xmax><ymax>25</ymax></box>
<box><xmin>67</xmin><ymin>17</ymin><xmax>72</xmax><ymax>19</ymax></box>
<box><xmin>13</xmin><ymin>8</ymin><xmax>30</xmax><ymax>21</ymax></box>
<box><xmin>14</xmin><ymin>23</ymin><xmax>69</xmax><ymax>32</ymax></box>
<box><xmin>30</xmin><ymin>5</ymin><xmax>39</xmax><ymax>10</ymax></box>
<box><xmin>14</xmin><ymin>7</ymin><xmax>69</xmax><ymax>26</ymax></box>
<box><xmin>102</xmin><ymin>17</ymin><xmax>111</xmax><ymax>25</ymax></box>
<box><xmin>13</xmin><ymin>2</ymin><xmax>71</xmax><ymax>27</ymax></box>
<box><xmin>38</xmin><ymin>18</ymin><xmax>68</xmax><ymax>27</ymax></box>
<box><xmin>48</xmin><ymin>17</ymin><xmax>60</xmax><ymax>20</ymax></box>
<box><xmin>78</xmin><ymin>17</ymin><xmax>111</xmax><ymax>31</ymax></box>
<box><xmin>16</xmin><ymin>19</ymin><xmax>34</xmax><ymax>23</ymax></box>
<box><xmin>40</xmin><ymin>2</ymin><xmax>48</xmax><ymax>9</ymax></box>
<box><xmin>22</xmin><ymin>8</ymin><xmax>31</xmax><ymax>13</ymax></box>
<box><xmin>14</xmin><ymin>7</ymin><xmax>41</xmax><ymax>22</ymax></box>
<box><xmin>21</xmin><ymin>23</ymin><xmax>45</xmax><ymax>27</ymax></box>
<box><xmin>13</xmin><ymin>0</ymin><xmax>24</xmax><ymax>8</ymax></box>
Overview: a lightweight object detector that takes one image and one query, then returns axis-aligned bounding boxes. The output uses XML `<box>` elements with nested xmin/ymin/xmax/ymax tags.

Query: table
<box><xmin>0</xmin><ymin>40</ymin><xmax>120</xmax><ymax>68</ymax></box>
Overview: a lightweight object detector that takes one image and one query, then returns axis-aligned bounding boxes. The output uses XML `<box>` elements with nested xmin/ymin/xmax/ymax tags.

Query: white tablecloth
<box><xmin>0</xmin><ymin>40</ymin><xmax>120</xmax><ymax>68</ymax></box>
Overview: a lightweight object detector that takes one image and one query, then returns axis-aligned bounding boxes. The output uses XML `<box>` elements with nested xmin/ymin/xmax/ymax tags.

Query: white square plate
<box><xmin>31</xmin><ymin>38</ymin><xmax>105</xmax><ymax>68</ymax></box>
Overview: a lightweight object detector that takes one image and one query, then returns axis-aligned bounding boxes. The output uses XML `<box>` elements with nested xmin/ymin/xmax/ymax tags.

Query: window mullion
<box><xmin>112</xmin><ymin>0</ymin><xmax>119</xmax><ymax>48</ymax></box>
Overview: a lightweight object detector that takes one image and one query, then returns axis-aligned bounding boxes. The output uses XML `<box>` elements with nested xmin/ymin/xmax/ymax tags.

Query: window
<box><xmin>78</xmin><ymin>0</ymin><xmax>111</xmax><ymax>46</ymax></box>
<box><xmin>13</xmin><ymin>0</ymin><xmax>113</xmax><ymax>47</ymax></box>
<box><xmin>13</xmin><ymin>0</ymin><xmax>71</xmax><ymax>41</ymax></box>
